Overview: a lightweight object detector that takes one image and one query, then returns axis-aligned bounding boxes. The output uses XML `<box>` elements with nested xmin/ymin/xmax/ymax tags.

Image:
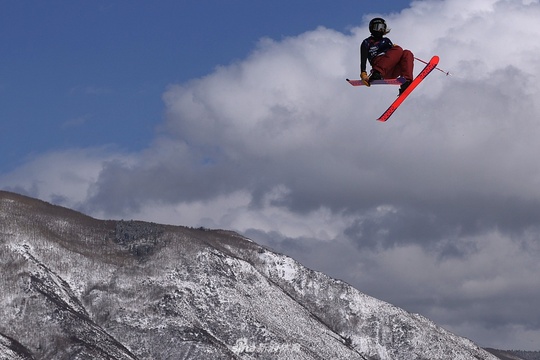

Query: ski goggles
<box><xmin>371</xmin><ymin>23</ymin><xmax>386</xmax><ymax>32</ymax></box>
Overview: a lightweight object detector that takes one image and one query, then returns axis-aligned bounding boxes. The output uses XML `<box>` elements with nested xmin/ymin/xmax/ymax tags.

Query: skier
<box><xmin>360</xmin><ymin>18</ymin><xmax>414</xmax><ymax>95</ymax></box>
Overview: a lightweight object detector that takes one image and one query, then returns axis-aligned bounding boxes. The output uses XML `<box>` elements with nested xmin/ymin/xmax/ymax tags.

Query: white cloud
<box><xmin>0</xmin><ymin>147</ymin><xmax>133</xmax><ymax>209</ymax></box>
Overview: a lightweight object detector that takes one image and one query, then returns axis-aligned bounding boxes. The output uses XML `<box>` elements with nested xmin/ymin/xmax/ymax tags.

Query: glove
<box><xmin>360</xmin><ymin>71</ymin><xmax>370</xmax><ymax>87</ymax></box>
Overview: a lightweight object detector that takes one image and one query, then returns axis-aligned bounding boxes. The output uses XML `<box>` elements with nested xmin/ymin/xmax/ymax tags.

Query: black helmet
<box><xmin>369</xmin><ymin>18</ymin><xmax>390</xmax><ymax>36</ymax></box>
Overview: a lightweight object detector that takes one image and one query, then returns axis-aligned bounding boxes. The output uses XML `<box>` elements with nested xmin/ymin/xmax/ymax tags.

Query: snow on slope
<box><xmin>0</xmin><ymin>191</ymin><xmax>499</xmax><ymax>359</ymax></box>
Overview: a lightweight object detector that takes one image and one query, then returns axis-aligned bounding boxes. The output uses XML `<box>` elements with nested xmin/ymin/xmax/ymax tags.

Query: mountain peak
<box><xmin>1</xmin><ymin>191</ymin><xmax>499</xmax><ymax>359</ymax></box>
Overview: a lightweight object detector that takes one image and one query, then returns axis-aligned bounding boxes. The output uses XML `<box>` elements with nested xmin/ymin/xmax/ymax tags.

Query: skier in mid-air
<box><xmin>360</xmin><ymin>18</ymin><xmax>414</xmax><ymax>95</ymax></box>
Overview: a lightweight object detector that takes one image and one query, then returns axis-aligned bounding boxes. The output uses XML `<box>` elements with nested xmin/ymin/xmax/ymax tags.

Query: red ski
<box><xmin>377</xmin><ymin>55</ymin><xmax>439</xmax><ymax>122</ymax></box>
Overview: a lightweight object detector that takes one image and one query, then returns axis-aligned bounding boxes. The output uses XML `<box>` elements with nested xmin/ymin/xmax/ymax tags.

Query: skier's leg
<box><xmin>384</xmin><ymin>48</ymin><xmax>414</xmax><ymax>81</ymax></box>
<box><xmin>399</xmin><ymin>50</ymin><xmax>414</xmax><ymax>81</ymax></box>
<box><xmin>372</xmin><ymin>46</ymin><xmax>404</xmax><ymax>78</ymax></box>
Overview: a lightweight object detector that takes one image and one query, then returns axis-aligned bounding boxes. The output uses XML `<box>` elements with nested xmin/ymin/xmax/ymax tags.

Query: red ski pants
<box><xmin>372</xmin><ymin>46</ymin><xmax>414</xmax><ymax>81</ymax></box>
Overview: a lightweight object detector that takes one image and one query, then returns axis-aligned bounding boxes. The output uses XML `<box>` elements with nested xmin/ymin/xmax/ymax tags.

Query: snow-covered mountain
<box><xmin>0</xmin><ymin>190</ymin><xmax>500</xmax><ymax>359</ymax></box>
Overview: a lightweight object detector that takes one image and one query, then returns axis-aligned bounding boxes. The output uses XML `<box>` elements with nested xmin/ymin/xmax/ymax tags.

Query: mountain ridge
<box><xmin>0</xmin><ymin>190</ymin><xmax>506</xmax><ymax>359</ymax></box>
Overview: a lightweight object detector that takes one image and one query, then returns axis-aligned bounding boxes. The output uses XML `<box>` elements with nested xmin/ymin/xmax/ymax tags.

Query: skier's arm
<box><xmin>360</xmin><ymin>40</ymin><xmax>369</xmax><ymax>73</ymax></box>
<box><xmin>360</xmin><ymin>42</ymin><xmax>370</xmax><ymax>86</ymax></box>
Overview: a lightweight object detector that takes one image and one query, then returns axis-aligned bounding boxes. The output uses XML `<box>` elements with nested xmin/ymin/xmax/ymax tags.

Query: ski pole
<box><xmin>414</xmin><ymin>57</ymin><xmax>451</xmax><ymax>76</ymax></box>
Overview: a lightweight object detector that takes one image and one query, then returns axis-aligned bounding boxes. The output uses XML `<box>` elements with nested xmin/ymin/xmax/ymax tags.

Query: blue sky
<box><xmin>0</xmin><ymin>0</ymin><xmax>410</xmax><ymax>172</ymax></box>
<box><xmin>3</xmin><ymin>0</ymin><xmax>540</xmax><ymax>353</ymax></box>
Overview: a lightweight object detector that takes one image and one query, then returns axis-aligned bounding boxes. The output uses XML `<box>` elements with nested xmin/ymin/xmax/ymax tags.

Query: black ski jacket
<box><xmin>360</xmin><ymin>36</ymin><xmax>393</xmax><ymax>72</ymax></box>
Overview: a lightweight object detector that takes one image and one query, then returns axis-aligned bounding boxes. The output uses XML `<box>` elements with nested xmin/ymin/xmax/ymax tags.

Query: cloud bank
<box><xmin>3</xmin><ymin>0</ymin><xmax>540</xmax><ymax>350</ymax></box>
